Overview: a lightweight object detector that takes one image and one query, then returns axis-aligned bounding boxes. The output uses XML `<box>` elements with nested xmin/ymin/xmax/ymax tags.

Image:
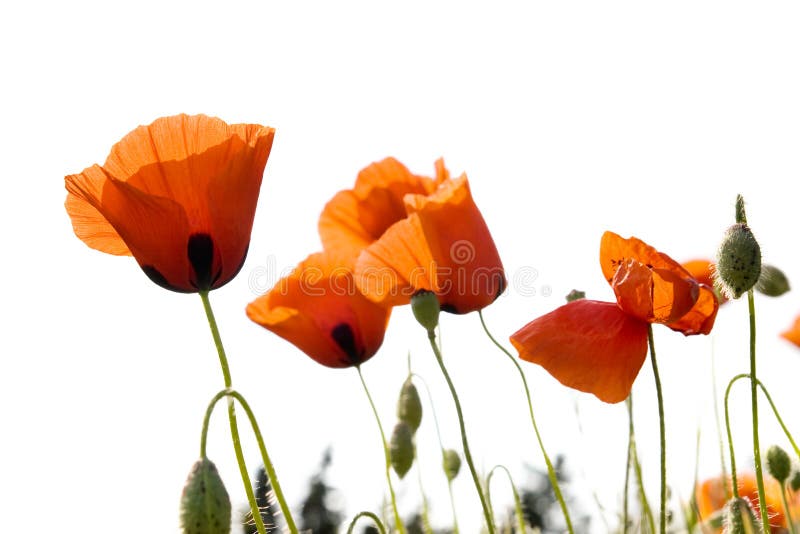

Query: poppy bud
<box><xmin>722</xmin><ymin>497</ymin><xmax>761</xmax><ymax>534</ymax></box>
<box><xmin>766</xmin><ymin>445</ymin><xmax>792</xmax><ymax>483</ymax></box>
<box><xmin>180</xmin><ymin>458</ymin><xmax>232</xmax><ymax>534</ymax></box>
<box><xmin>390</xmin><ymin>421</ymin><xmax>414</xmax><ymax>478</ymax></box>
<box><xmin>565</xmin><ymin>289</ymin><xmax>586</xmax><ymax>302</ymax></box>
<box><xmin>715</xmin><ymin>223</ymin><xmax>761</xmax><ymax>299</ymax></box>
<box><xmin>442</xmin><ymin>449</ymin><xmax>461</xmax><ymax>482</ymax></box>
<box><xmin>397</xmin><ymin>378</ymin><xmax>422</xmax><ymax>433</ymax></box>
<box><xmin>755</xmin><ymin>264</ymin><xmax>790</xmax><ymax>297</ymax></box>
<box><xmin>411</xmin><ymin>290</ymin><xmax>440</xmax><ymax>332</ymax></box>
<box><xmin>791</xmin><ymin>470</ymin><xmax>800</xmax><ymax>492</ymax></box>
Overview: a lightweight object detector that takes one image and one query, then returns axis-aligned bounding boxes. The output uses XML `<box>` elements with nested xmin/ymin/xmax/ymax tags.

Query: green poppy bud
<box><xmin>411</xmin><ymin>290</ymin><xmax>440</xmax><ymax>332</ymax></box>
<box><xmin>180</xmin><ymin>457</ymin><xmax>232</xmax><ymax>534</ymax></box>
<box><xmin>766</xmin><ymin>444</ymin><xmax>792</xmax><ymax>483</ymax></box>
<box><xmin>723</xmin><ymin>497</ymin><xmax>761</xmax><ymax>534</ymax></box>
<box><xmin>565</xmin><ymin>289</ymin><xmax>586</xmax><ymax>302</ymax></box>
<box><xmin>715</xmin><ymin>223</ymin><xmax>761</xmax><ymax>299</ymax></box>
<box><xmin>755</xmin><ymin>264</ymin><xmax>790</xmax><ymax>297</ymax></box>
<box><xmin>397</xmin><ymin>378</ymin><xmax>422</xmax><ymax>433</ymax></box>
<box><xmin>442</xmin><ymin>449</ymin><xmax>461</xmax><ymax>482</ymax></box>
<box><xmin>390</xmin><ymin>421</ymin><xmax>414</xmax><ymax>478</ymax></box>
<box><xmin>791</xmin><ymin>470</ymin><xmax>800</xmax><ymax>492</ymax></box>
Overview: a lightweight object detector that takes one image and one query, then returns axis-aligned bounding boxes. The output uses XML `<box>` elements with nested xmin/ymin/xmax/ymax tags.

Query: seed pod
<box><xmin>723</xmin><ymin>497</ymin><xmax>761</xmax><ymax>534</ymax></box>
<box><xmin>442</xmin><ymin>449</ymin><xmax>461</xmax><ymax>482</ymax></box>
<box><xmin>180</xmin><ymin>457</ymin><xmax>232</xmax><ymax>534</ymax></box>
<box><xmin>390</xmin><ymin>421</ymin><xmax>414</xmax><ymax>478</ymax></box>
<box><xmin>715</xmin><ymin>223</ymin><xmax>761</xmax><ymax>299</ymax></box>
<box><xmin>397</xmin><ymin>378</ymin><xmax>422</xmax><ymax>433</ymax></box>
<box><xmin>411</xmin><ymin>290</ymin><xmax>440</xmax><ymax>332</ymax></box>
<box><xmin>755</xmin><ymin>264</ymin><xmax>790</xmax><ymax>297</ymax></box>
<box><xmin>766</xmin><ymin>445</ymin><xmax>792</xmax><ymax>483</ymax></box>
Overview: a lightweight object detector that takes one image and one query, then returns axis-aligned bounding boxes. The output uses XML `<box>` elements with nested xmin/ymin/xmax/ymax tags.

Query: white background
<box><xmin>2</xmin><ymin>1</ymin><xmax>800</xmax><ymax>532</ymax></box>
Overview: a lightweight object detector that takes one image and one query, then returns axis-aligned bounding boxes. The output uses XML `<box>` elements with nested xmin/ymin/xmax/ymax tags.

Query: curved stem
<box><xmin>478</xmin><ymin>311</ymin><xmax>574</xmax><ymax>533</ymax></box>
<box><xmin>747</xmin><ymin>290</ymin><xmax>770</xmax><ymax>532</ymax></box>
<box><xmin>426</xmin><ymin>329</ymin><xmax>495</xmax><ymax>534</ymax></box>
<box><xmin>725</xmin><ymin>373</ymin><xmax>750</xmax><ymax>497</ymax></box>
<box><xmin>756</xmin><ymin>379</ymin><xmax>800</xmax><ymax>459</ymax></box>
<box><xmin>781</xmin><ymin>482</ymin><xmax>797</xmax><ymax>534</ymax></box>
<box><xmin>410</xmin><ymin>372</ymin><xmax>459</xmax><ymax>534</ymax></box>
<box><xmin>647</xmin><ymin>325</ymin><xmax>666</xmax><ymax>534</ymax></box>
<box><xmin>628</xmin><ymin>394</ymin><xmax>656</xmax><ymax>534</ymax></box>
<box><xmin>199</xmin><ymin>291</ymin><xmax>266</xmax><ymax>534</ymax></box>
<box><xmin>346</xmin><ymin>511</ymin><xmax>387</xmax><ymax>534</ymax></box>
<box><xmin>486</xmin><ymin>465</ymin><xmax>527</xmax><ymax>534</ymax></box>
<box><xmin>356</xmin><ymin>367</ymin><xmax>406</xmax><ymax>534</ymax></box>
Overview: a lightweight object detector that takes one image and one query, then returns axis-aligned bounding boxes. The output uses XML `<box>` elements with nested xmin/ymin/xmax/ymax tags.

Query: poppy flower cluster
<box><xmin>247</xmin><ymin>157</ymin><xmax>505</xmax><ymax>367</ymax></box>
<box><xmin>510</xmin><ymin>231</ymin><xmax>719</xmax><ymax>403</ymax></box>
<box><xmin>65</xmin><ymin>114</ymin><xmax>275</xmax><ymax>293</ymax></box>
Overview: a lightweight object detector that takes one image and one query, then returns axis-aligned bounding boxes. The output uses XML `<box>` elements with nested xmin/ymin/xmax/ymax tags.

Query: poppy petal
<box><xmin>404</xmin><ymin>175</ymin><xmax>506</xmax><ymax>314</ymax></box>
<box><xmin>666</xmin><ymin>284</ymin><xmax>719</xmax><ymax>335</ymax></box>
<box><xmin>781</xmin><ymin>314</ymin><xmax>800</xmax><ymax>348</ymax></box>
<box><xmin>510</xmin><ymin>300</ymin><xmax>649</xmax><ymax>404</ymax></box>
<box><xmin>354</xmin><ymin>214</ymin><xmax>438</xmax><ymax>307</ymax></box>
<box><xmin>612</xmin><ymin>258</ymin><xmax>699</xmax><ymax>324</ymax></box>
<box><xmin>600</xmin><ymin>231</ymin><xmax>691</xmax><ymax>285</ymax></box>
<box><xmin>247</xmin><ymin>252</ymin><xmax>391</xmax><ymax>368</ymax></box>
<box><xmin>65</xmin><ymin>179</ymin><xmax>131</xmax><ymax>256</ymax></box>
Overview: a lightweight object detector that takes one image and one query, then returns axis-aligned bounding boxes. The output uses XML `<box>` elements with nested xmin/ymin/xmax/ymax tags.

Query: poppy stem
<box><xmin>711</xmin><ymin>342</ymin><xmax>731</xmax><ymax>501</ymax></box>
<box><xmin>486</xmin><ymin>465</ymin><xmax>527</xmax><ymax>534</ymax></box>
<box><xmin>724</xmin><ymin>374</ymin><xmax>746</xmax><ymax>498</ymax></box>
<box><xmin>414</xmin><ymin>443</ymin><xmax>434</xmax><ymax>534</ymax></box>
<box><xmin>627</xmin><ymin>394</ymin><xmax>656</xmax><ymax>534</ymax></box>
<box><xmin>199</xmin><ymin>292</ymin><xmax>297</xmax><ymax>534</ymax></box>
<box><xmin>747</xmin><ymin>289</ymin><xmax>771</xmax><ymax>533</ymax></box>
<box><xmin>478</xmin><ymin>311</ymin><xmax>574</xmax><ymax>533</ymax></box>
<box><xmin>356</xmin><ymin>366</ymin><xmax>406</xmax><ymax>534</ymax></box>
<box><xmin>410</xmin><ymin>372</ymin><xmax>460</xmax><ymax>534</ymax></box>
<box><xmin>426</xmin><ymin>329</ymin><xmax>496</xmax><ymax>534</ymax></box>
<box><xmin>781</xmin><ymin>483</ymin><xmax>797</xmax><ymax>534</ymax></box>
<box><xmin>647</xmin><ymin>325</ymin><xmax>666</xmax><ymax>534</ymax></box>
<box><xmin>346</xmin><ymin>511</ymin><xmax>387</xmax><ymax>534</ymax></box>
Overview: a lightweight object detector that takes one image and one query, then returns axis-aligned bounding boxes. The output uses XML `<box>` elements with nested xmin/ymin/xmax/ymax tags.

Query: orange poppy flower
<box><xmin>246</xmin><ymin>251</ymin><xmax>391</xmax><ymax>368</ymax></box>
<box><xmin>510</xmin><ymin>231</ymin><xmax>719</xmax><ymax>403</ymax></box>
<box><xmin>683</xmin><ymin>259</ymin><xmax>728</xmax><ymax>305</ymax></box>
<box><xmin>65</xmin><ymin>114</ymin><xmax>274</xmax><ymax>292</ymax></box>
<box><xmin>695</xmin><ymin>473</ymin><xmax>798</xmax><ymax>532</ymax></box>
<box><xmin>781</xmin><ymin>314</ymin><xmax>800</xmax><ymax>348</ymax></box>
<box><xmin>323</xmin><ymin>160</ymin><xmax>505</xmax><ymax>314</ymax></box>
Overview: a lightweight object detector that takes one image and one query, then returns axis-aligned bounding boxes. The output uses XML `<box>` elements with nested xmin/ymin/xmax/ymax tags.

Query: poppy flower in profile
<box><xmin>695</xmin><ymin>473</ymin><xmax>797</xmax><ymax>533</ymax></box>
<box><xmin>65</xmin><ymin>114</ymin><xmax>274</xmax><ymax>293</ymax></box>
<box><xmin>683</xmin><ymin>259</ymin><xmax>728</xmax><ymax>305</ymax></box>
<box><xmin>246</xmin><ymin>251</ymin><xmax>391</xmax><ymax>368</ymax></box>
<box><xmin>781</xmin><ymin>314</ymin><xmax>800</xmax><ymax>348</ymax></box>
<box><xmin>323</xmin><ymin>159</ymin><xmax>505</xmax><ymax>314</ymax></box>
<box><xmin>510</xmin><ymin>231</ymin><xmax>719</xmax><ymax>403</ymax></box>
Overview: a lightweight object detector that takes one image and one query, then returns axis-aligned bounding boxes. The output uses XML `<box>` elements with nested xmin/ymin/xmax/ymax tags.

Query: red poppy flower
<box><xmin>781</xmin><ymin>314</ymin><xmax>800</xmax><ymax>348</ymax></box>
<box><xmin>695</xmin><ymin>474</ymin><xmax>798</xmax><ymax>532</ymax></box>
<box><xmin>510</xmin><ymin>231</ymin><xmax>719</xmax><ymax>403</ymax></box>
<box><xmin>65</xmin><ymin>114</ymin><xmax>274</xmax><ymax>292</ymax></box>
<box><xmin>246</xmin><ymin>251</ymin><xmax>391</xmax><ymax>368</ymax></box>
<box><xmin>683</xmin><ymin>259</ymin><xmax>728</xmax><ymax>305</ymax></box>
<box><xmin>321</xmin><ymin>159</ymin><xmax>505</xmax><ymax>314</ymax></box>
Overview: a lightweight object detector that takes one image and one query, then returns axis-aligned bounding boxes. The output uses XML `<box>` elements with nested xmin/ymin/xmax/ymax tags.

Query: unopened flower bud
<box><xmin>791</xmin><ymin>470</ymin><xmax>800</xmax><ymax>492</ymax></box>
<box><xmin>390</xmin><ymin>421</ymin><xmax>414</xmax><ymax>478</ymax></box>
<box><xmin>766</xmin><ymin>445</ymin><xmax>792</xmax><ymax>483</ymax></box>
<box><xmin>565</xmin><ymin>289</ymin><xmax>586</xmax><ymax>302</ymax></box>
<box><xmin>397</xmin><ymin>378</ymin><xmax>422</xmax><ymax>433</ymax></box>
<box><xmin>411</xmin><ymin>290</ymin><xmax>440</xmax><ymax>332</ymax></box>
<box><xmin>723</xmin><ymin>497</ymin><xmax>761</xmax><ymax>534</ymax></box>
<box><xmin>755</xmin><ymin>264</ymin><xmax>790</xmax><ymax>297</ymax></box>
<box><xmin>180</xmin><ymin>457</ymin><xmax>231</xmax><ymax>534</ymax></box>
<box><xmin>715</xmin><ymin>223</ymin><xmax>761</xmax><ymax>299</ymax></box>
<box><xmin>443</xmin><ymin>449</ymin><xmax>461</xmax><ymax>481</ymax></box>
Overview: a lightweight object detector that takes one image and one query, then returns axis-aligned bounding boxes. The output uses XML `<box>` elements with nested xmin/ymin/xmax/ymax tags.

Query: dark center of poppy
<box><xmin>188</xmin><ymin>233</ymin><xmax>219</xmax><ymax>290</ymax></box>
<box><xmin>331</xmin><ymin>323</ymin><xmax>361</xmax><ymax>366</ymax></box>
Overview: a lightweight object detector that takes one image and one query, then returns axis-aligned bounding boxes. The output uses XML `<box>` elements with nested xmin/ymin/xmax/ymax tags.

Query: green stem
<box><xmin>756</xmin><ymin>379</ymin><xmax>800</xmax><ymax>460</ymax></box>
<box><xmin>623</xmin><ymin>397</ymin><xmax>632</xmax><ymax>534</ymax></box>
<box><xmin>486</xmin><ymin>465</ymin><xmax>527</xmax><ymax>534</ymax></box>
<box><xmin>747</xmin><ymin>290</ymin><xmax>771</xmax><ymax>532</ymax></box>
<box><xmin>414</xmin><ymin>444</ymin><xmax>433</xmax><ymax>534</ymax></box>
<box><xmin>356</xmin><ymin>366</ymin><xmax>406</xmax><ymax>534</ymax></box>
<box><xmin>410</xmin><ymin>372</ymin><xmax>459</xmax><ymax>534</ymax></box>
<box><xmin>478</xmin><ymin>311</ymin><xmax>574</xmax><ymax>533</ymax></box>
<box><xmin>199</xmin><ymin>389</ymin><xmax>298</xmax><ymax>533</ymax></box>
<box><xmin>628</xmin><ymin>394</ymin><xmax>656</xmax><ymax>534</ymax></box>
<box><xmin>647</xmin><ymin>325</ymin><xmax>666</xmax><ymax>534</ymax></box>
<box><xmin>782</xmin><ymin>482</ymin><xmax>797</xmax><ymax>534</ymax></box>
<box><xmin>426</xmin><ymin>329</ymin><xmax>495</xmax><ymax>534</ymax></box>
<box><xmin>346</xmin><ymin>511</ymin><xmax>387</xmax><ymax>534</ymax></box>
<box><xmin>199</xmin><ymin>291</ymin><xmax>266</xmax><ymax>534</ymax></box>
<box><xmin>724</xmin><ymin>374</ymin><xmax>747</xmax><ymax>498</ymax></box>
<box><xmin>710</xmin><ymin>340</ymin><xmax>731</xmax><ymax>501</ymax></box>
